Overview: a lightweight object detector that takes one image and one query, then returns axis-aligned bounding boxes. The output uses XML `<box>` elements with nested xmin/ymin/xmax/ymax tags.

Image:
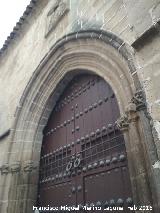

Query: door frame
<box><xmin>4</xmin><ymin>30</ymin><xmax>159</xmax><ymax>213</ymax></box>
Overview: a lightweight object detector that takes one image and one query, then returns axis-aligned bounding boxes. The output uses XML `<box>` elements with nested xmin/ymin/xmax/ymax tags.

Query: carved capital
<box><xmin>116</xmin><ymin>114</ymin><xmax>130</xmax><ymax>131</ymax></box>
<box><xmin>131</xmin><ymin>90</ymin><xmax>146</xmax><ymax>111</ymax></box>
<box><xmin>116</xmin><ymin>103</ymin><xmax>139</xmax><ymax>131</ymax></box>
<box><xmin>23</xmin><ymin>161</ymin><xmax>37</xmax><ymax>172</ymax></box>
<box><xmin>125</xmin><ymin>103</ymin><xmax>139</xmax><ymax>122</ymax></box>
<box><xmin>10</xmin><ymin>162</ymin><xmax>21</xmax><ymax>173</ymax></box>
<box><xmin>0</xmin><ymin>164</ymin><xmax>10</xmax><ymax>175</ymax></box>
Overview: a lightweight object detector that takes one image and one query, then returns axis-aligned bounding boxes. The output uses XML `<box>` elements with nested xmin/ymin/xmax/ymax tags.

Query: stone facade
<box><xmin>0</xmin><ymin>0</ymin><xmax>160</xmax><ymax>212</ymax></box>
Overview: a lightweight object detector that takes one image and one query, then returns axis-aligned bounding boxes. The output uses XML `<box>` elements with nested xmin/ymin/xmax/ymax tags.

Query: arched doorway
<box><xmin>37</xmin><ymin>74</ymin><xmax>133</xmax><ymax>211</ymax></box>
<box><xmin>6</xmin><ymin>30</ymin><xmax>157</xmax><ymax>213</ymax></box>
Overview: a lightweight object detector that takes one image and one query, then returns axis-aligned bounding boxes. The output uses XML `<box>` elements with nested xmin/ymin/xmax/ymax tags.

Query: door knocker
<box><xmin>74</xmin><ymin>157</ymin><xmax>81</xmax><ymax>168</ymax></box>
<box><xmin>66</xmin><ymin>161</ymin><xmax>73</xmax><ymax>172</ymax></box>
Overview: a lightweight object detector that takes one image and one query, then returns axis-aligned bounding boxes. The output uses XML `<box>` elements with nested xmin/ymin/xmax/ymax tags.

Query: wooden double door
<box><xmin>37</xmin><ymin>74</ymin><xmax>133</xmax><ymax>212</ymax></box>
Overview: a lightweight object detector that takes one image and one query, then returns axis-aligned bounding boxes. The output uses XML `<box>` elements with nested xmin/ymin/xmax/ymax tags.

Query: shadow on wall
<box><xmin>0</xmin><ymin>98</ymin><xmax>10</xmax><ymax>140</ymax></box>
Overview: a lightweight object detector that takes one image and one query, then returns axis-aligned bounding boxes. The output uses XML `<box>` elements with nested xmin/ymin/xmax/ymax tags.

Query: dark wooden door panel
<box><xmin>84</xmin><ymin>166</ymin><xmax>133</xmax><ymax>210</ymax></box>
<box><xmin>39</xmin><ymin>181</ymin><xmax>75</xmax><ymax>206</ymax></box>
<box><xmin>37</xmin><ymin>74</ymin><xmax>134</xmax><ymax>212</ymax></box>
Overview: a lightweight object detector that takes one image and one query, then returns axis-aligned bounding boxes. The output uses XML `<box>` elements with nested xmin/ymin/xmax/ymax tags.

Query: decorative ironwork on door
<box><xmin>37</xmin><ymin>74</ymin><xmax>134</xmax><ymax>212</ymax></box>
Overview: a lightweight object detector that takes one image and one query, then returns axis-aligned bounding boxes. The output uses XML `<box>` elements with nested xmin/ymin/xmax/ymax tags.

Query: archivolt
<box><xmin>8</xmin><ymin>29</ymin><xmax>140</xmax><ymax>170</ymax></box>
<box><xmin>13</xmin><ymin>29</ymin><xmax>139</xmax><ymax>135</ymax></box>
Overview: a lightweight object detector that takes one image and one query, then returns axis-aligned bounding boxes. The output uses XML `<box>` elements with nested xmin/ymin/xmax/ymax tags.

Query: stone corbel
<box><xmin>23</xmin><ymin>161</ymin><xmax>37</xmax><ymax>172</ymax></box>
<box><xmin>0</xmin><ymin>164</ymin><xmax>10</xmax><ymax>175</ymax></box>
<box><xmin>131</xmin><ymin>90</ymin><xmax>146</xmax><ymax>111</ymax></box>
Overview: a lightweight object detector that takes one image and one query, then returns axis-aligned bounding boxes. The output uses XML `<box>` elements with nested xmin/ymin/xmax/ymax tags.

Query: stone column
<box><xmin>131</xmin><ymin>90</ymin><xmax>160</xmax><ymax>212</ymax></box>
<box><xmin>116</xmin><ymin>92</ymin><xmax>153</xmax><ymax>211</ymax></box>
<box><xmin>127</xmin><ymin>103</ymin><xmax>152</xmax><ymax>206</ymax></box>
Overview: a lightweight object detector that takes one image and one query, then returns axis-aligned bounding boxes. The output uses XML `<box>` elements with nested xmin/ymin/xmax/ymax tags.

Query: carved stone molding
<box><xmin>10</xmin><ymin>162</ymin><xmax>21</xmax><ymax>173</ymax></box>
<box><xmin>23</xmin><ymin>161</ymin><xmax>37</xmax><ymax>172</ymax></box>
<box><xmin>131</xmin><ymin>90</ymin><xmax>146</xmax><ymax>110</ymax></box>
<box><xmin>0</xmin><ymin>164</ymin><xmax>10</xmax><ymax>174</ymax></box>
<box><xmin>116</xmin><ymin>103</ymin><xmax>139</xmax><ymax>131</ymax></box>
<box><xmin>0</xmin><ymin>161</ymin><xmax>37</xmax><ymax>175</ymax></box>
<box><xmin>45</xmin><ymin>0</ymin><xmax>70</xmax><ymax>37</ymax></box>
<box><xmin>116</xmin><ymin>114</ymin><xmax>130</xmax><ymax>131</ymax></box>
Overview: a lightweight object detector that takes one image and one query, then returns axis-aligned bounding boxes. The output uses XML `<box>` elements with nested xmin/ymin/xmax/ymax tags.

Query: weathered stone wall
<box><xmin>0</xmin><ymin>0</ymin><xmax>160</xmax><ymax>212</ymax></box>
<box><xmin>135</xmin><ymin>34</ymin><xmax>160</xmax><ymax>156</ymax></box>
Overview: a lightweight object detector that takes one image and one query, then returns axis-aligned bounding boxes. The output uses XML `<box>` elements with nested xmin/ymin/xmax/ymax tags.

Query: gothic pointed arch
<box><xmin>4</xmin><ymin>30</ymin><xmax>159</xmax><ymax>212</ymax></box>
